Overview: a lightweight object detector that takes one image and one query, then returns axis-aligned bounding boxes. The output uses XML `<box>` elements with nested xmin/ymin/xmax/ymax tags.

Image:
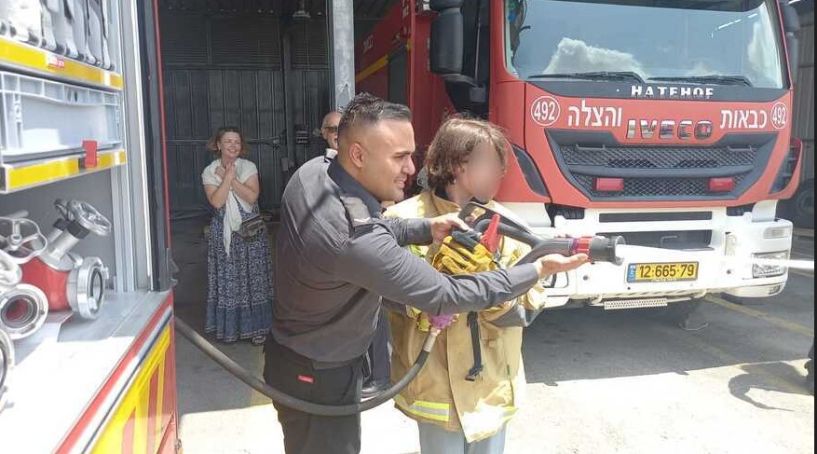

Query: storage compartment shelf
<box><xmin>0</xmin><ymin>291</ymin><xmax>171</xmax><ymax>452</ymax></box>
<box><xmin>1</xmin><ymin>71</ymin><xmax>123</xmax><ymax>163</ymax></box>
<box><xmin>0</xmin><ymin>36</ymin><xmax>122</xmax><ymax>91</ymax></box>
<box><xmin>0</xmin><ymin>148</ymin><xmax>126</xmax><ymax>193</ymax></box>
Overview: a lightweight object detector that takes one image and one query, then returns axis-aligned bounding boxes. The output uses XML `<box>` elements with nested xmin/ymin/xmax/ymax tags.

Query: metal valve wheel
<box><xmin>67</xmin><ymin>257</ymin><xmax>109</xmax><ymax>320</ymax></box>
<box><xmin>54</xmin><ymin>199</ymin><xmax>70</xmax><ymax>221</ymax></box>
<box><xmin>67</xmin><ymin>200</ymin><xmax>112</xmax><ymax>237</ymax></box>
<box><xmin>0</xmin><ymin>250</ymin><xmax>22</xmax><ymax>289</ymax></box>
<box><xmin>0</xmin><ymin>217</ymin><xmax>47</xmax><ymax>264</ymax></box>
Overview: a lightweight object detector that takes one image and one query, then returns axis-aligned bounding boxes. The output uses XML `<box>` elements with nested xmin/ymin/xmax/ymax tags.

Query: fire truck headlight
<box><xmin>752</xmin><ymin>251</ymin><xmax>789</xmax><ymax>278</ymax></box>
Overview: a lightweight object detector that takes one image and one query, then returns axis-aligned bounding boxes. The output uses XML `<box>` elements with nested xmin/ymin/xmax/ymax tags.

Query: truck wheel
<box><xmin>662</xmin><ymin>299</ymin><xmax>708</xmax><ymax>331</ymax></box>
<box><xmin>791</xmin><ymin>179</ymin><xmax>814</xmax><ymax>229</ymax></box>
<box><xmin>722</xmin><ymin>294</ymin><xmax>767</xmax><ymax>306</ymax></box>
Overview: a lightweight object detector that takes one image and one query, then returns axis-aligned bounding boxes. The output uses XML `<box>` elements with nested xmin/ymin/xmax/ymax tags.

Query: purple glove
<box><xmin>428</xmin><ymin>314</ymin><xmax>456</xmax><ymax>330</ymax></box>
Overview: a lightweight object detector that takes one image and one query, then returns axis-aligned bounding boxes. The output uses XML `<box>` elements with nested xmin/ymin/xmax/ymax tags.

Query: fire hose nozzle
<box><xmin>576</xmin><ymin>236</ymin><xmax>625</xmax><ymax>265</ymax></box>
<box><xmin>460</xmin><ymin>201</ymin><xmax>625</xmax><ymax>266</ymax></box>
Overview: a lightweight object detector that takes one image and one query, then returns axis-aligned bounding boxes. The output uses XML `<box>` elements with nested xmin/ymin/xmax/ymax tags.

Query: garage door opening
<box><xmin>159</xmin><ymin>0</ymin><xmax>396</xmax><ymax>340</ymax></box>
<box><xmin>159</xmin><ymin>0</ymin><xmax>333</xmax><ymax>219</ymax></box>
<box><xmin>157</xmin><ymin>0</ymin><xmax>332</xmax><ymax>334</ymax></box>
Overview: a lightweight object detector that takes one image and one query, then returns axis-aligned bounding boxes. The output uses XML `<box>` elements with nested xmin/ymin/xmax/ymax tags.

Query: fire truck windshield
<box><xmin>504</xmin><ymin>0</ymin><xmax>787</xmax><ymax>89</ymax></box>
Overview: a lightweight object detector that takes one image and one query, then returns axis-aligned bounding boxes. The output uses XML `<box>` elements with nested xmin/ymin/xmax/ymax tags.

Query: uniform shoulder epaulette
<box><xmin>340</xmin><ymin>195</ymin><xmax>375</xmax><ymax>236</ymax></box>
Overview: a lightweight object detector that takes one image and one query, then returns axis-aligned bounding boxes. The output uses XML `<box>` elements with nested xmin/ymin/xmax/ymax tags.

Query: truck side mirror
<box><xmin>779</xmin><ymin>1</ymin><xmax>801</xmax><ymax>81</ymax></box>
<box><xmin>429</xmin><ymin>0</ymin><xmax>464</xmax><ymax>75</ymax></box>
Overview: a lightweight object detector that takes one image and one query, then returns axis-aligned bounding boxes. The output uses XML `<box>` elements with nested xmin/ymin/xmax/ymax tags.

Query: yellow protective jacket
<box><xmin>383</xmin><ymin>191</ymin><xmax>546</xmax><ymax>443</ymax></box>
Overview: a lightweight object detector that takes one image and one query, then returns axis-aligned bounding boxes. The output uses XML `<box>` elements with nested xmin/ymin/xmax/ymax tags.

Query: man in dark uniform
<box><xmin>320</xmin><ymin>109</ymin><xmax>391</xmax><ymax>398</ymax></box>
<box><xmin>361</xmin><ymin>309</ymin><xmax>391</xmax><ymax>398</ymax></box>
<box><xmin>263</xmin><ymin>93</ymin><xmax>588</xmax><ymax>454</ymax></box>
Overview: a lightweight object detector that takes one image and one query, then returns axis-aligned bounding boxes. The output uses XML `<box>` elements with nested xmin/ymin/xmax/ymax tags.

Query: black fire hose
<box><xmin>466</xmin><ymin>202</ymin><xmax>625</xmax><ymax>265</ymax></box>
<box><xmin>175</xmin><ymin>317</ymin><xmax>441</xmax><ymax>416</ymax></box>
<box><xmin>175</xmin><ymin>201</ymin><xmax>624</xmax><ymax>416</ymax></box>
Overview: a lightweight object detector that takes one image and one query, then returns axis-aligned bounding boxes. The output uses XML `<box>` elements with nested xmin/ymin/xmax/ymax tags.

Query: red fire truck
<box><xmin>356</xmin><ymin>0</ymin><xmax>804</xmax><ymax>311</ymax></box>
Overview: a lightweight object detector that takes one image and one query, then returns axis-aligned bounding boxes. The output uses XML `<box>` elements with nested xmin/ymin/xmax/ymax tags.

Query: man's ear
<box><xmin>348</xmin><ymin>142</ymin><xmax>366</xmax><ymax>169</ymax></box>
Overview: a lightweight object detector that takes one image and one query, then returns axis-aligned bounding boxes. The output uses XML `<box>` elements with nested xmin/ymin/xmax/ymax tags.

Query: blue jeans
<box><xmin>417</xmin><ymin>422</ymin><xmax>507</xmax><ymax>454</ymax></box>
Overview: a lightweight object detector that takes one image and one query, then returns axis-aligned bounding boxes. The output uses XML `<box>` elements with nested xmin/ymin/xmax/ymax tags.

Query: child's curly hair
<box><xmin>424</xmin><ymin>116</ymin><xmax>509</xmax><ymax>189</ymax></box>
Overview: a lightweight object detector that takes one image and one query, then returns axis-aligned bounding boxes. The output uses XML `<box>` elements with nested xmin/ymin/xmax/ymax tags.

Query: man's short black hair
<box><xmin>337</xmin><ymin>93</ymin><xmax>412</xmax><ymax>144</ymax></box>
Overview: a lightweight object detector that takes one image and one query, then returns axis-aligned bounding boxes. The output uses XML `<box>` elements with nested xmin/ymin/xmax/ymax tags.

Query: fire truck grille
<box><xmin>546</xmin><ymin>131</ymin><xmax>777</xmax><ymax>200</ymax></box>
<box><xmin>575</xmin><ymin>175</ymin><xmax>749</xmax><ymax>198</ymax></box>
<box><xmin>560</xmin><ymin>145</ymin><xmax>755</xmax><ymax>169</ymax></box>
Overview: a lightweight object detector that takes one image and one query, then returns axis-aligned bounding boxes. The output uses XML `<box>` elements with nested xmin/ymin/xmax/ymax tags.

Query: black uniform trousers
<box><xmin>365</xmin><ymin>309</ymin><xmax>391</xmax><ymax>385</ymax></box>
<box><xmin>263</xmin><ymin>336</ymin><xmax>366</xmax><ymax>454</ymax></box>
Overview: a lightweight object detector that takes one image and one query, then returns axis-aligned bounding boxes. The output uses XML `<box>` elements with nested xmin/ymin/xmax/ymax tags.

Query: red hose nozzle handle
<box><xmin>572</xmin><ymin>236</ymin><xmax>624</xmax><ymax>264</ymax></box>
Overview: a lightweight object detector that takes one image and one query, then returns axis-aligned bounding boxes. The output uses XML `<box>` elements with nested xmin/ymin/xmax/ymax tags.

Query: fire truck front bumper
<box><xmin>527</xmin><ymin>203</ymin><xmax>794</xmax><ymax>310</ymax></box>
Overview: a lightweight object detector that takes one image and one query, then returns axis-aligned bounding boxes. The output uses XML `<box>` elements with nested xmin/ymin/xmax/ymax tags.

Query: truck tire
<box><xmin>660</xmin><ymin>299</ymin><xmax>708</xmax><ymax>330</ymax></box>
<box><xmin>722</xmin><ymin>293</ymin><xmax>768</xmax><ymax>306</ymax></box>
<box><xmin>791</xmin><ymin>179</ymin><xmax>814</xmax><ymax>229</ymax></box>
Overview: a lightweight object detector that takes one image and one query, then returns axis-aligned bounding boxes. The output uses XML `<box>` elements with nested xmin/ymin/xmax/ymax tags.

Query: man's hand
<box><xmin>429</xmin><ymin>213</ymin><xmax>470</xmax><ymax>245</ymax></box>
<box><xmin>533</xmin><ymin>253</ymin><xmax>589</xmax><ymax>279</ymax></box>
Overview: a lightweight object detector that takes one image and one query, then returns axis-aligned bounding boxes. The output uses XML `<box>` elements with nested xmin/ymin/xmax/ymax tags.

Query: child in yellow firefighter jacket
<box><xmin>384</xmin><ymin>117</ymin><xmax>548</xmax><ymax>453</ymax></box>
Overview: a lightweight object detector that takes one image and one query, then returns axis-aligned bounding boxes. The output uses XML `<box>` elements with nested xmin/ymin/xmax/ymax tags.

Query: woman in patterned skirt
<box><xmin>201</xmin><ymin>126</ymin><xmax>272</xmax><ymax>345</ymax></box>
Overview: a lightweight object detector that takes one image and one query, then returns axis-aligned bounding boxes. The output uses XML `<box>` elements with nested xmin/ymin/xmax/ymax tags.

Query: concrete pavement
<box><xmin>172</xmin><ymin>219</ymin><xmax>814</xmax><ymax>453</ymax></box>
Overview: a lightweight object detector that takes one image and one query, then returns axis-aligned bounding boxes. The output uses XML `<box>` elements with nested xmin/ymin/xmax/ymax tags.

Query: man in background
<box><xmin>320</xmin><ymin>111</ymin><xmax>341</xmax><ymax>159</ymax></box>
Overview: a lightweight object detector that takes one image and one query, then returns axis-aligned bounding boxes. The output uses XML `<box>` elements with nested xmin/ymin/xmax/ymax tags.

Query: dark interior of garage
<box><xmin>159</xmin><ymin>0</ymin><xmax>395</xmax><ymax>217</ymax></box>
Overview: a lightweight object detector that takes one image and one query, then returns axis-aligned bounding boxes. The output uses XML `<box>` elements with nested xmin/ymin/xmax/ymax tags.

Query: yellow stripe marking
<box><xmin>91</xmin><ymin>324</ymin><xmax>172</xmax><ymax>453</ymax></box>
<box><xmin>7</xmin><ymin>158</ymin><xmax>80</xmax><ymax>188</ymax></box>
<box><xmin>395</xmin><ymin>395</ymin><xmax>451</xmax><ymax>422</ymax></box>
<box><xmin>355</xmin><ymin>43</ymin><xmax>411</xmax><ymax>84</ymax></box>
<box><xmin>3</xmin><ymin>149</ymin><xmax>127</xmax><ymax>191</ymax></box>
<box><xmin>97</xmin><ymin>150</ymin><xmax>128</xmax><ymax>167</ymax></box>
<box><xmin>704</xmin><ymin>295</ymin><xmax>813</xmax><ymax>337</ymax></box>
<box><xmin>411</xmin><ymin>400</ymin><xmax>449</xmax><ymax>410</ymax></box>
<box><xmin>0</xmin><ymin>36</ymin><xmax>123</xmax><ymax>90</ymax></box>
<box><xmin>355</xmin><ymin>55</ymin><xmax>389</xmax><ymax>83</ymax></box>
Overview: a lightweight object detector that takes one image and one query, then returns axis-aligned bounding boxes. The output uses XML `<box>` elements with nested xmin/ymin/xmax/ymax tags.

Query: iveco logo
<box><xmin>631</xmin><ymin>85</ymin><xmax>714</xmax><ymax>99</ymax></box>
<box><xmin>626</xmin><ymin>120</ymin><xmax>713</xmax><ymax>140</ymax></box>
